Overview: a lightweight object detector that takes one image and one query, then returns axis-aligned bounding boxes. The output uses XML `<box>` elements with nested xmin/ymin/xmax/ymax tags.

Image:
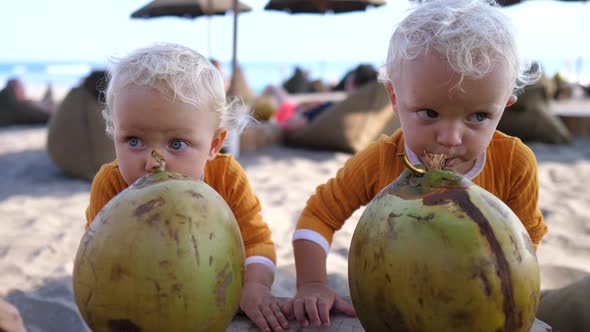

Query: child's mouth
<box><xmin>444</xmin><ymin>157</ymin><xmax>456</xmax><ymax>167</ymax></box>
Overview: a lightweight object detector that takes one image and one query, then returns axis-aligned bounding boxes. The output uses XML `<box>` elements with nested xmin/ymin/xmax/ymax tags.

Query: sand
<box><xmin>0</xmin><ymin>125</ymin><xmax>589</xmax><ymax>331</ymax></box>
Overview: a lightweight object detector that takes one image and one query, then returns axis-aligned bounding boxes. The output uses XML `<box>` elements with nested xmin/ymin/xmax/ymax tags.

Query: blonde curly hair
<box><xmin>102</xmin><ymin>43</ymin><xmax>248</xmax><ymax>144</ymax></box>
<box><xmin>380</xmin><ymin>0</ymin><xmax>540</xmax><ymax>93</ymax></box>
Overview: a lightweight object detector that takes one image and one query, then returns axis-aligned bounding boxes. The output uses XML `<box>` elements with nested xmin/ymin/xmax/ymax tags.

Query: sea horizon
<box><xmin>0</xmin><ymin>59</ymin><xmax>386</xmax><ymax>96</ymax></box>
<box><xmin>2</xmin><ymin>55</ymin><xmax>589</xmax><ymax>96</ymax></box>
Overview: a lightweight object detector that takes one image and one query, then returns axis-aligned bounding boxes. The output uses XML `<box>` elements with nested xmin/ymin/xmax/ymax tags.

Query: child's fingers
<box><xmin>260</xmin><ymin>304</ymin><xmax>283</xmax><ymax>332</ymax></box>
<box><xmin>249</xmin><ymin>308</ymin><xmax>272</xmax><ymax>332</ymax></box>
<box><xmin>334</xmin><ymin>296</ymin><xmax>357</xmax><ymax>317</ymax></box>
<box><xmin>0</xmin><ymin>300</ymin><xmax>25</xmax><ymax>332</ymax></box>
<box><xmin>271</xmin><ymin>303</ymin><xmax>290</xmax><ymax>330</ymax></box>
<box><xmin>317</xmin><ymin>297</ymin><xmax>332</xmax><ymax>327</ymax></box>
<box><xmin>278</xmin><ymin>299</ymin><xmax>295</xmax><ymax>320</ymax></box>
<box><xmin>304</xmin><ymin>297</ymin><xmax>322</xmax><ymax>328</ymax></box>
<box><xmin>293</xmin><ymin>298</ymin><xmax>309</xmax><ymax>328</ymax></box>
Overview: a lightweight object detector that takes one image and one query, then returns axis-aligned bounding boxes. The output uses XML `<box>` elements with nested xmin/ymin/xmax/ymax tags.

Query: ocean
<box><xmin>0</xmin><ymin>60</ymin><xmax>381</xmax><ymax>96</ymax></box>
<box><xmin>2</xmin><ymin>57</ymin><xmax>588</xmax><ymax>98</ymax></box>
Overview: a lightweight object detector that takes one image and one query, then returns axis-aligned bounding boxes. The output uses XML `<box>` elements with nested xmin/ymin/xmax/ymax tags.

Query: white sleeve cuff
<box><xmin>292</xmin><ymin>229</ymin><xmax>330</xmax><ymax>256</ymax></box>
<box><xmin>245</xmin><ymin>256</ymin><xmax>275</xmax><ymax>273</ymax></box>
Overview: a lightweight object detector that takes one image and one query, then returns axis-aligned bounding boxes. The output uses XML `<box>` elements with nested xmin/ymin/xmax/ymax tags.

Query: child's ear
<box><xmin>505</xmin><ymin>95</ymin><xmax>518</xmax><ymax>108</ymax></box>
<box><xmin>384</xmin><ymin>81</ymin><xmax>399</xmax><ymax>116</ymax></box>
<box><xmin>208</xmin><ymin>129</ymin><xmax>227</xmax><ymax>160</ymax></box>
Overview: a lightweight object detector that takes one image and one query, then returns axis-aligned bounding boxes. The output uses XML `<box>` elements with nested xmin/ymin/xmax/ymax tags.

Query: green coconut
<box><xmin>73</xmin><ymin>151</ymin><xmax>245</xmax><ymax>332</ymax></box>
<box><xmin>348</xmin><ymin>153</ymin><xmax>540</xmax><ymax>332</ymax></box>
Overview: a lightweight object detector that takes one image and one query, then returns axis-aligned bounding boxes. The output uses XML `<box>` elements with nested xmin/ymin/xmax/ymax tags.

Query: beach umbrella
<box><xmin>130</xmin><ymin>0</ymin><xmax>252</xmax><ymax>95</ymax></box>
<box><xmin>131</xmin><ymin>0</ymin><xmax>252</xmax><ymax>17</ymax></box>
<box><xmin>264</xmin><ymin>0</ymin><xmax>386</xmax><ymax>13</ymax></box>
<box><xmin>263</xmin><ymin>0</ymin><xmax>387</xmax><ymax>86</ymax></box>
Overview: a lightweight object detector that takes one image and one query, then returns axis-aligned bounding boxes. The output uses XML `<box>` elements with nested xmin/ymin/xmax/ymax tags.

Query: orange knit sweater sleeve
<box><xmin>296</xmin><ymin>138</ymin><xmax>387</xmax><ymax>245</ymax></box>
<box><xmin>85</xmin><ymin>160</ymin><xmax>129</xmax><ymax>229</ymax></box>
<box><xmin>502</xmin><ymin>139</ymin><xmax>547</xmax><ymax>246</ymax></box>
<box><xmin>205</xmin><ymin>155</ymin><xmax>276</xmax><ymax>264</ymax></box>
<box><xmin>296</xmin><ymin>130</ymin><xmax>547</xmax><ymax>248</ymax></box>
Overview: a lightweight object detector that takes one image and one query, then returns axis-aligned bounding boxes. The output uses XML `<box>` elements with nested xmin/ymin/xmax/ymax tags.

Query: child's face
<box><xmin>112</xmin><ymin>84</ymin><xmax>225</xmax><ymax>185</ymax></box>
<box><xmin>386</xmin><ymin>53</ymin><xmax>517</xmax><ymax>175</ymax></box>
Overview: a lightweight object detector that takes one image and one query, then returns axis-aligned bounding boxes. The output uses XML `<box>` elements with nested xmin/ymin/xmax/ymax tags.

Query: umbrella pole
<box><xmin>207</xmin><ymin>18</ymin><xmax>212</xmax><ymax>58</ymax></box>
<box><xmin>207</xmin><ymin>0</ymin><xmax>213</xmax><ymax>58</ymax></box>
<box><xmin>229</xmin><ymin>0</ymin><xmax>238</xmax><ymax>96</ymax></box>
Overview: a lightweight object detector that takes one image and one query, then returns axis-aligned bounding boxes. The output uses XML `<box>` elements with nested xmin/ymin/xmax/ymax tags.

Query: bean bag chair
<box><xmin>285</xmin><ymin>81</ymin><xmax>400</xmax><ymax>153</ymax></box>
<box><xmin>498</xmin><ymin>83</ymin><xmax>572</xmax><ymax>144</ymax></box>
<box><xmin>0</xmin><ymin>85</ymin><xmax>50</xmax><ymax>126</ymax></box>
<box><xmin>46</xmin><ymin>71</ymin><xmax>115</xmax><ymax>181</ymax></box>
<box><xmin>227</xmin><ymin>65</ymin><xmax>255</xmax><ymax>104</ymax></box>
<box><xmin>537</xmin><ymin>275</ymin><xmax>590</xmax><ymax>332</ymax></box>
<box><xmin>240</xmin><ymin>121</ymin><xmax>283</xmax><ymax>154</ymax></box>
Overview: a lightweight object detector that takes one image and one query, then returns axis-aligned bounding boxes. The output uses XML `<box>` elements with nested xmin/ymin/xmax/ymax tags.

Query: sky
<box><xmin>1</xmin><ymin>0</ymin><xmax>590</xmax><ymax>77</ymax></box>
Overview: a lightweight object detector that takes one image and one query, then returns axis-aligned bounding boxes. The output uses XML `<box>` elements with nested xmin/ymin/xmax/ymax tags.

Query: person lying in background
<box><xmin>331</xmin><ymin>64</ymin><xmax>378</xmax><ymax>92</ymax></box>
<box><xmin>262</xmin><ymin>64</ymin><xmax>379</xmax><ymax>132</ymax></box>
<box><xmin>0</xmin><ymin>78</ymin><xmax>54</xmax><ymax>126</ymax></box>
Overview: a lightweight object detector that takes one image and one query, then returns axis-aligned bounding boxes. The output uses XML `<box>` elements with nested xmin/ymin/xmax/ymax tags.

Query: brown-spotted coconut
<box><xmin>348</xmin><ymin>153</ymin><xmax>540</xmax><ymax>332</ymax></box>
<box><xmin>73</xmin><ymin>151</ymin><xmax>245</xmax><ymax>332</ymax></box>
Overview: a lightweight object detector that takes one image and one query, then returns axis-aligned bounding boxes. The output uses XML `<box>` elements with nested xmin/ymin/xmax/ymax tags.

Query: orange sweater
<box><xmin>296</xmin><ymin>129</ymin><xmax>547</xmax><ymax>249</ymax></box>
<box><xmin>86</xmin><ymin>154</ymin><xmax>276</xmax><ymax>265</ymax></box>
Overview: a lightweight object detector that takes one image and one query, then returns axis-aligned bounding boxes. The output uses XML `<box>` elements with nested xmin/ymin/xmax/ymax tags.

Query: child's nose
<box><xmin>144</xmin><ymin>151</ymin><xmax>164</xmax><ymax>172</ymax></box>
<box><xmin>436</xmin><ymin>125</ymin><xmax>462</xmax><ymax>147</ymax></box>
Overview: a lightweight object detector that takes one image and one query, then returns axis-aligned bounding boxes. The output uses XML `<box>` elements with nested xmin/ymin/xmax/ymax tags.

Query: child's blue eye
<box><xmin>169</xmin><ymin>140</ymin><xmax>188</xmax><ymax>150</ymax></box>
<box><xmin>417</xmin><ymin>109</ymin><xmax>438</xmax><ymax>119</ymax></box>
<box><xmin>467</xmin><ymin>112</ymin><xmax>488</xmax><ymax>123</ymax></box>
<box><xmin>128</xmin><ymin>137</ymin><xmax>143</xmax><ymax>147</ymax></box>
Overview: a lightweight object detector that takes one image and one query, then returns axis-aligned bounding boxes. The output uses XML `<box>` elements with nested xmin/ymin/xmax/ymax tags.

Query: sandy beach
<box><xmin>0</xmin><ymin>124</ymin><xmax>589</xmax><ymax>331</ymax></box>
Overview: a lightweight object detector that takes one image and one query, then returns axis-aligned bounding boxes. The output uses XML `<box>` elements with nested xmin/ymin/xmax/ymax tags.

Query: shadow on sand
<box><xmin>0</xmin><ymin>148</ymin><xmax>90</xmax><ymax>201</ymax></box>
<box><xmin>528</xmin><ymin>137</ymin><xmax>590</xmax><ymax>164</ymax></box>
<box><xmin>3</xmin><ymin>276</ymin><xmax>89</xmax><ymax>332</ymax></box>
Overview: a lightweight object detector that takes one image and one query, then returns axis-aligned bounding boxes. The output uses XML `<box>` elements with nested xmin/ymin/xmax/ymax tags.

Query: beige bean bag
<box><xmin>47</xmin><ymin>73</ymin><xmax>115</xmax><ymax>181</ymax></box>
<box><xmin>498</xmin><ymin>83</ymin><xmax>572</xmax><ymax>144</ymax></box>
<box><xmin>227</xmin><ymin>65</ymin><xmax>255</xmax><ymax>104</ymax></box>
<box><xmin>537</xmin><ymin>275</ymin><xmax>590</xmax><ymax>332</ymax></box>
<box><xmin>285</xmin><ymin>82</ymin><xmax>400</xmax><ymax>153</ymax></box>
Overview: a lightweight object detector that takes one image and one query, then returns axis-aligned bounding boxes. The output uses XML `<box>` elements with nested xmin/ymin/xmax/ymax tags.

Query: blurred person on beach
<box><xmin>5</xmin><ymin>78</ymin><xmax>55</xmax><ymax>112</ymax></box>
<box><xmin>283</xmin><ymin>0</ymin><xmax>548</xmax><ymax>328</ymax></box>
<box><xmin>331</xmin><ymin>63</ymin><xmax>378</xmax><ymax>92</ymax></box>
<box><xmin>0</xmin><ymin>78</ymin><xmax>54</xmax><ymax>126</ymax></box>
<box><xmin>85</xmin><ymin>43</ymin><xmax>289</xmax><ymax>332</ymax></box>
<box><xmin>552</xmin><ymin>72</ymin><xmax>575</xmax><ymax>100</ymax></box>
<box><xmin>264</xmin><ymin>63</ymin><xmax>379</xmax><ymax>132</ymax></box>
<box><xmin>0</xmin><ymin>299</ymin><xmax>26</xmax><ymax>332</ymax></box>
<box><xmin>282</xmin><ymin>67</ymin><xmax>312</xmax><ymax>94</ymax></box>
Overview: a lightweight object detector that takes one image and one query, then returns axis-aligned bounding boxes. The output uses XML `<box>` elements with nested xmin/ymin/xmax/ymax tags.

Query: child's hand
<box><xmin>0</xmin><ymin>299</ymin><xmax>26</xmax><ymax>332</ymax></box>
<box><xmin>285</xmin><ymin>282</ymin><xmax>356</xmax><ymax>328</ymax></box>
<box><xmin>240</xmin><ymin>281</ymin><xmax>289</xmax><ymax>332</ymax></box>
